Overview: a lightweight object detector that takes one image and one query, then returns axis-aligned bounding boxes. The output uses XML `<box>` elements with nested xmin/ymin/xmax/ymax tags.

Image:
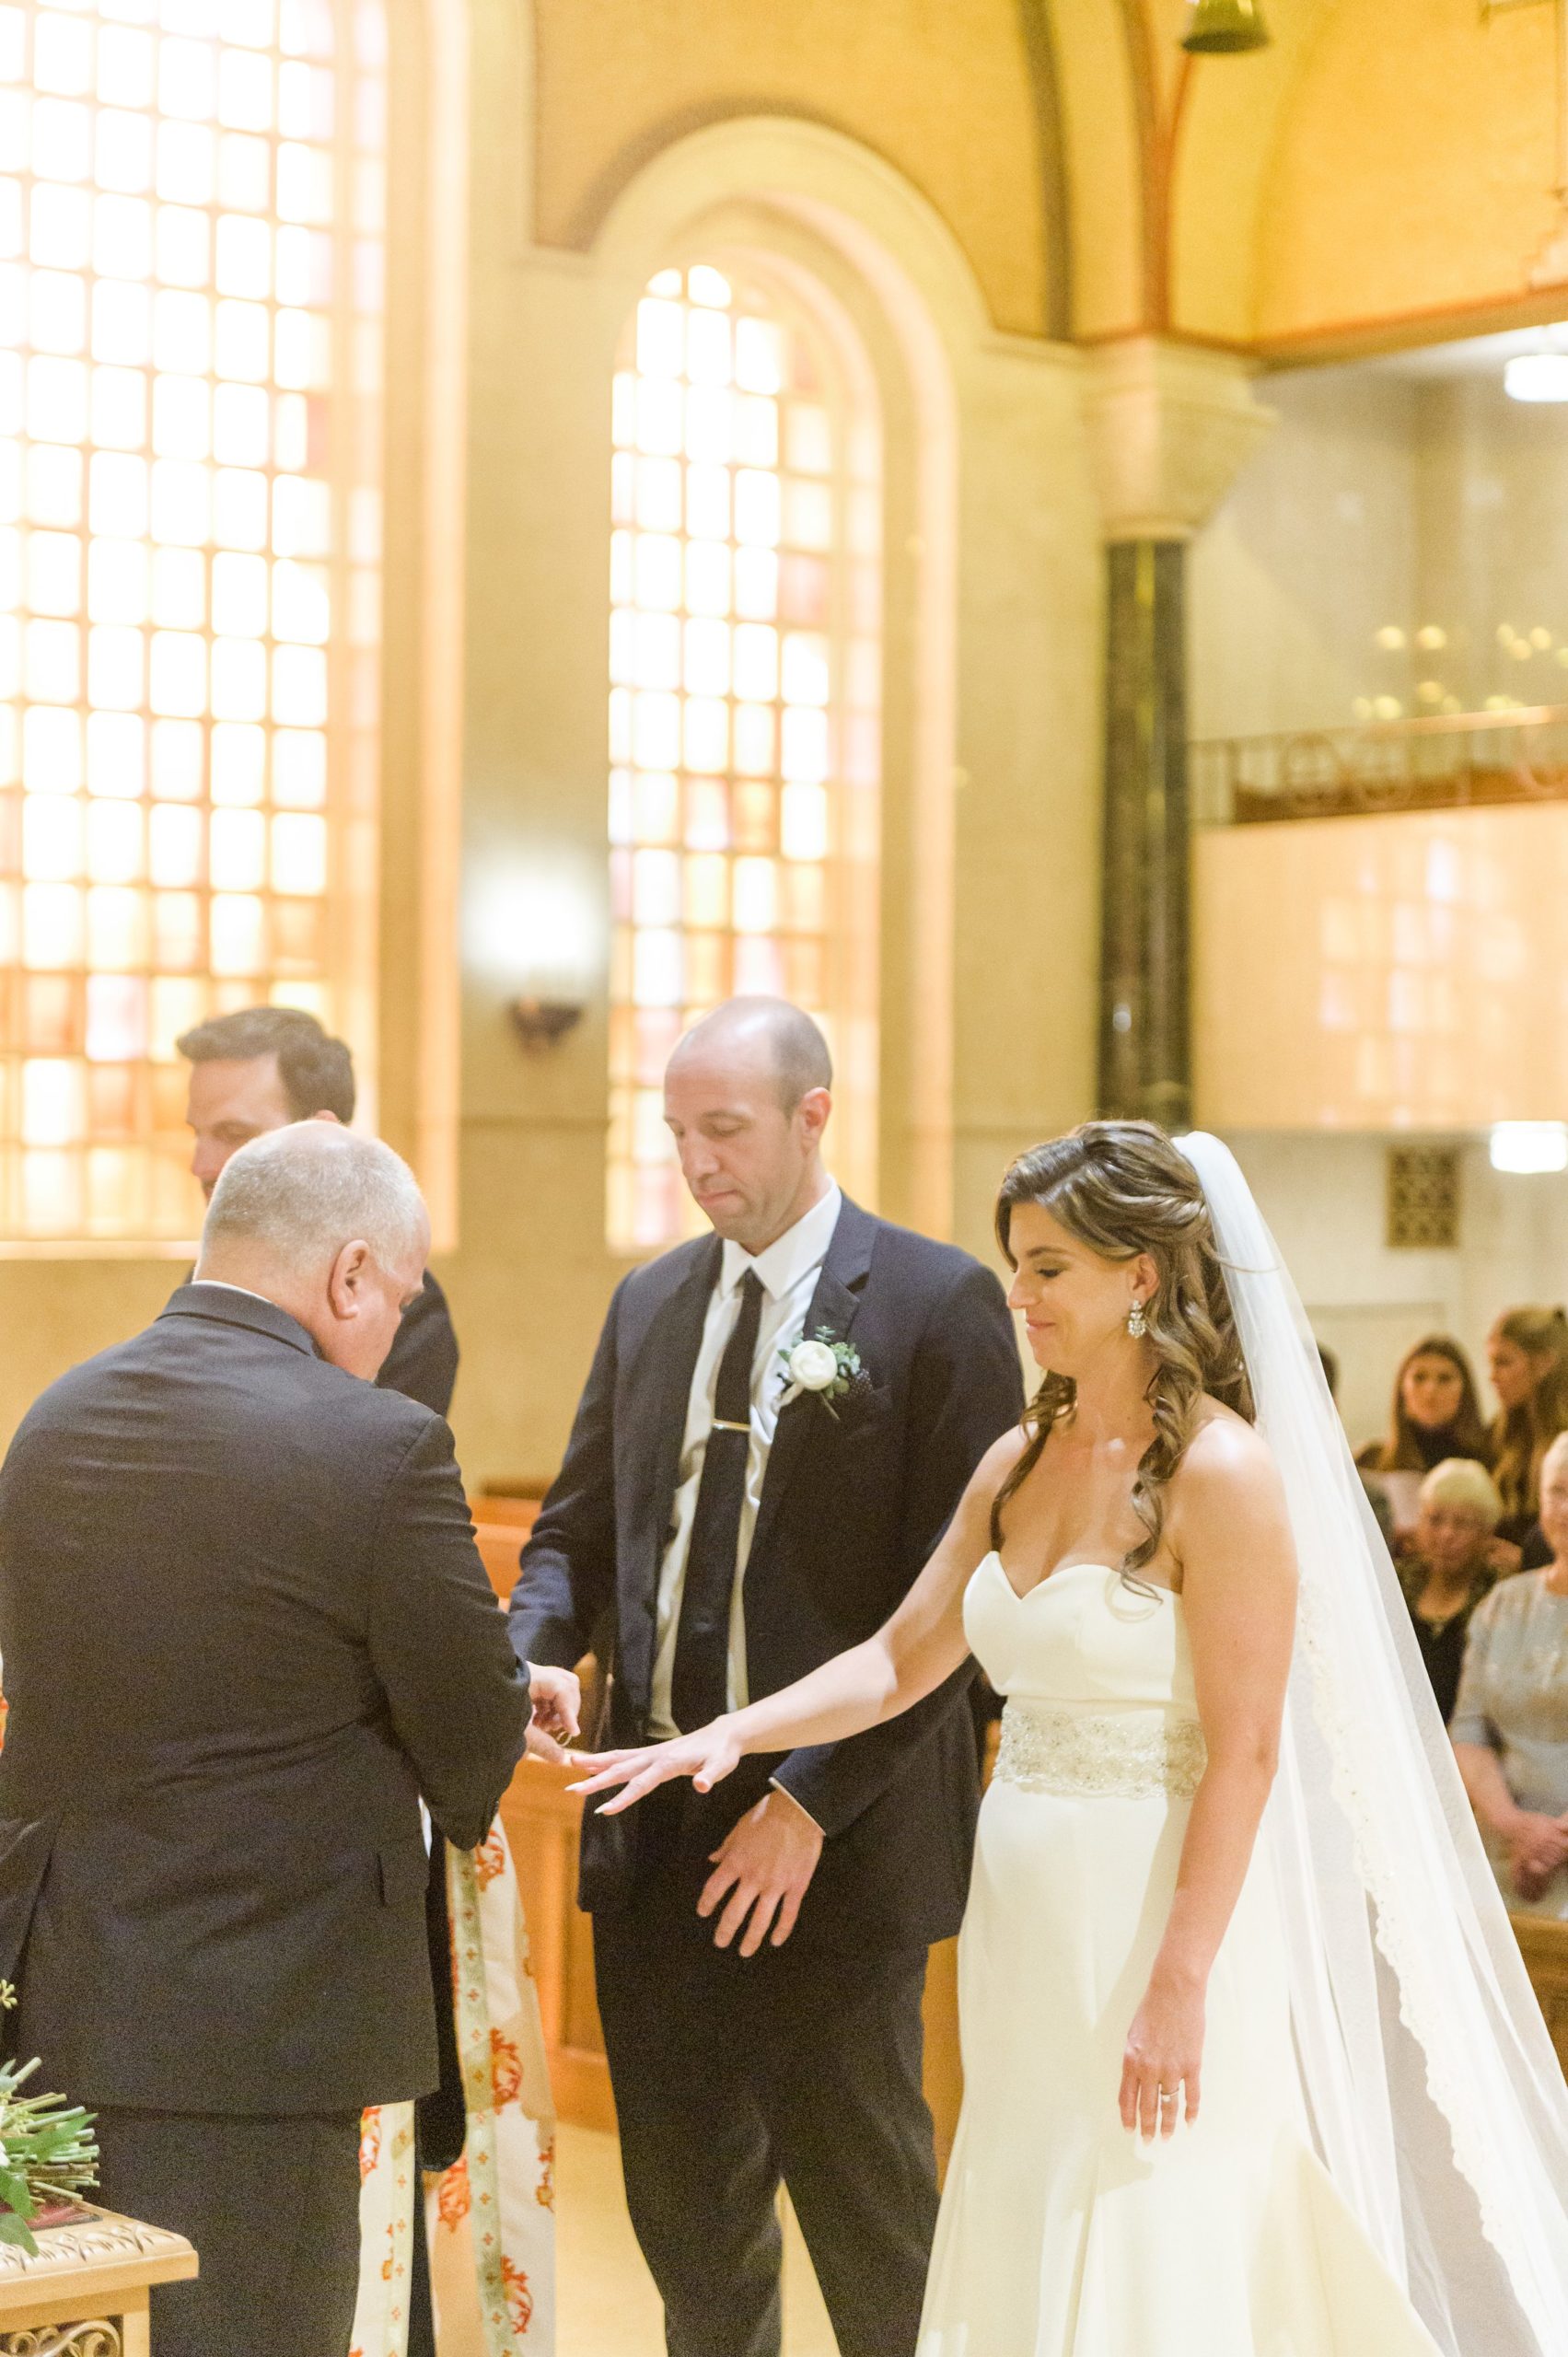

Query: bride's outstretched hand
<box><xmin>567</xmin><ymin>1719</ymin><xmax>743</xmax><ymax>1814</ymax></box>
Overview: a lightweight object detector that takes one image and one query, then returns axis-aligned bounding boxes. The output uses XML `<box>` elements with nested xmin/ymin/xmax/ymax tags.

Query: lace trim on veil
<box><xmin>1177</xmin><ymin>1131</ymin><xmax>1568</xmax><ymax>2357</ymax></box>
<box><xmin>1291</xmin><ymin>1565</ymin><xmax>1527</xmax><ymax>2285</ymax></box>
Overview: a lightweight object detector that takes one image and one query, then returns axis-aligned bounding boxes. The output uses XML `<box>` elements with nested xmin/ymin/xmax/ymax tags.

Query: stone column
<box><xmin>1085</xmin><ymin>340</ymin><xmax>1275</xmax><ymax>1128</ymax></box>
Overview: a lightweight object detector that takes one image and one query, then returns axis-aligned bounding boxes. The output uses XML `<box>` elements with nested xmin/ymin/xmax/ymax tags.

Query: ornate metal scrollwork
<box><xmin>0</xmin><ymin>2325</ymin><xmax>122</xmax><ymax>2356</ymax></box>
<box><xmin>1191</xmin><ymin>702</ymin><xmax>1568</xmax><ymax>829</ymax></box>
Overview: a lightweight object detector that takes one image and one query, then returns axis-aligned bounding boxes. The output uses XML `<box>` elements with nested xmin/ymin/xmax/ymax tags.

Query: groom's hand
<box><xmin>700</xmin><ymin>1788</ymin><xmax>824</xmax><ymax>1956</ymax></box>
<box><xmin>524</xmin><ymin>1663</ymin><xmax>581</xmax><ymax>1764</ymax></box>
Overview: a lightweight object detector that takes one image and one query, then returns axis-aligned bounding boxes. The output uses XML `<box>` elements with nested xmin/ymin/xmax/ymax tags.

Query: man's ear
<box><xmin>310</xmin><ymin>1110</ymin><xmax>343</xmax><ymax>1127</ymax></box>
<box><xmin>799</xmin><ymin>1087</ymin><xmax>832</xmax><ymax>1147</ymax></box>
<box><xmin>326</xmin><ymin>1237</ymin><xmax>371</xmax><ymax>1318</ymax></box>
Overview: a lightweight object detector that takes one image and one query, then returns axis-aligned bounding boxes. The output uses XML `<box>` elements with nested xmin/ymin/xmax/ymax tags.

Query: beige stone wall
<box><xmin>0</xmin><ymin>1260</ymin><xmax>180</xmax><ymax>1447</ymax></box>
<box><xmin>531</xmin><ymin>0</ymin><xmax>1054</xmax><ymax>338</ymax></box>
<box><xmin>1188</xmin><ymin>366</ymin><xmax>1419</xmax><ymax>742</ymax></box>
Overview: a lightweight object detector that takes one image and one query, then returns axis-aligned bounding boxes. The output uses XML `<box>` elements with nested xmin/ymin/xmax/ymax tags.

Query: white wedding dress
<box><xmin>918</xmin><ymin>1550</ymin><xmax>1443</xmax><ymax>2354</ymax></box>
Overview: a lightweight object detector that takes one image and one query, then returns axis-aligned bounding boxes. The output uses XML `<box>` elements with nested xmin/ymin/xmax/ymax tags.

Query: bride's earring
<box><xmin>1127</xmin><ymin>1298</ymin><xmax>1148</xmax><ymax>1339</ymax></box>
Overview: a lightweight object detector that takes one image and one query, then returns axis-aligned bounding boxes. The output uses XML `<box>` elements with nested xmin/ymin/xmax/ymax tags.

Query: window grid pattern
<box><xmin>608</xmin><ymin>261</ymin><xmax>881</xmax><ymax>1255</ymax></box>
<box><xmin>0</xmin><ymin>0</ymin><xmax>384</xmax><ymax>1246</ymax></box>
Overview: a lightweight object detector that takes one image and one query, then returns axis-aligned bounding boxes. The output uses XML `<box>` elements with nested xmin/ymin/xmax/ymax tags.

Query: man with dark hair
<box><xmin>178</xmin><ymin>1004</ymin><xmax>357</xmax><ymax>1128</ymax></box>
<box><xmin>178</xmin><ymin>1005</ymin><xmax>459</xmax><ymax>1418</ymax></box>
<box><xmin>175</xmin><ymin>1009</ymin><xmax>490</xmax><ymax>2357</ymax></box>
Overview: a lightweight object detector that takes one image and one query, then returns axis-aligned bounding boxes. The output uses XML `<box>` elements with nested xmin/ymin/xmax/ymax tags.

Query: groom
<box><xmin>509</xmin><ymin>998</ymin><xmax>1022</xmax><ymax>2356</ymax></box>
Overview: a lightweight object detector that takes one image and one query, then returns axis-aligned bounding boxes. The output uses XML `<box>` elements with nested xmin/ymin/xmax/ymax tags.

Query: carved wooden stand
<box><xmin>0</xmin><ymin>2209</ymin><xmax>196</xmax><ymax>2355</ymax></box>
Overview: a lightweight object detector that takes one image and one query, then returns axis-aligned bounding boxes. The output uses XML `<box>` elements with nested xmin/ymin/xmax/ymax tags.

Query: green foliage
<box><xmin>0</xmin><ymin>1987</ymin><xmax>99</xmax><ymax>2259</ymax></box>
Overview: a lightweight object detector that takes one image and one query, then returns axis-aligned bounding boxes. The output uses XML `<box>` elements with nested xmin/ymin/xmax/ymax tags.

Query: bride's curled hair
<box><xmin>992</xmin><ymin>1120</ymin><xmax>1253</xmax><ymax>1582</ymax></box>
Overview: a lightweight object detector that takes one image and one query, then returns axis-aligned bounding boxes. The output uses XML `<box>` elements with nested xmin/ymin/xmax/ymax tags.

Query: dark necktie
<box><xmin>671</xmin><ymin>1269</ymin><xmax>765</xmax><ymax>1734</ymax></box>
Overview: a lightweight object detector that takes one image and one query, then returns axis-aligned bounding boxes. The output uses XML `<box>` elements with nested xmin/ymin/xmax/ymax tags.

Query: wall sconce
<box><xmin>468</xmin><ymin>857</ymin><xmax>601</xmax><ymax>1059</ymax></box>
<box><xmin>508</xmin><ymin>997</ymin><xmax>585</xmax><ymax>1052</ymax></box>
<box><xmin>1181</xmin><ymin>0</ymin><xmax>1268</xmax><ymax>52</ymax></box>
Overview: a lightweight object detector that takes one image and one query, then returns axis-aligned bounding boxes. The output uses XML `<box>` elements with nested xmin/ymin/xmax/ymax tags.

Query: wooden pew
<box><xmin>501</xmin><ymin>1755</ymin><xmax>618</xmax><ymax>2131</ymax></box>
<box><xmin>1512</xmin><ymin>1914</ymin><xmax>1568</xmax><ymax>2079</ymax></box>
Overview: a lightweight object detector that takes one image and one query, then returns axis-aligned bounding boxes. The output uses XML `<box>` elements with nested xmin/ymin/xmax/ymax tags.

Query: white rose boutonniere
<box><xmin>778</xmin><ymin>1327</ymin><xmax>867</xmax><ymax>1420</ymax></box>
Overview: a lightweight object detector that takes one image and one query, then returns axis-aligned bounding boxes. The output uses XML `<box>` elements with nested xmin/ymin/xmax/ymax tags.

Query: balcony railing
<box><xmin>1191</xmin><ymin>703</ymin><xmax>1568</xmax><ymax>827</ymax></box>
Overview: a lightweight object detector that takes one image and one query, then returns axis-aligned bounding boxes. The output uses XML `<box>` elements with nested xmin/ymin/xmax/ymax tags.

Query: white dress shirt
<box><xmin>647</xmin><ymin>1182</ymin><xmax>843</xmax><ymax>1741</ymax></box>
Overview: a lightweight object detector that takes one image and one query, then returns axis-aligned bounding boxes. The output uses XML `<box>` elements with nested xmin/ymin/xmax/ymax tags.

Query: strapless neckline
<box><xmin>981</xmin><ymin>1550</ymin><xmax>1182</xmax><ymax>1609</ymax></box>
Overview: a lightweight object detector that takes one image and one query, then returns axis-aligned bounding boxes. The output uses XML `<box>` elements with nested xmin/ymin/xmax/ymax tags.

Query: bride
<box><xmin>574</xmin><ymin>1123</ymin><xmax>1568</xmax><ymax>2354</ymax></box>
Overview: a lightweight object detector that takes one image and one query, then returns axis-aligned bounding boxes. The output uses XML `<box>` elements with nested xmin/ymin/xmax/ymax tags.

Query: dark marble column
<box><xmin>1098</xmin><ymin>537</ymin><xmax>1191</xmax><ymax>1131</ymax></box>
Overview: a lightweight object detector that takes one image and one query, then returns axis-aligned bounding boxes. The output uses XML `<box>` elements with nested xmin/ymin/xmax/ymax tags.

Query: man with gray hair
<box><xmin>0</xmin><ymin>1123</ymin><xmax>573</xmax><ymax>2357</ymax></box>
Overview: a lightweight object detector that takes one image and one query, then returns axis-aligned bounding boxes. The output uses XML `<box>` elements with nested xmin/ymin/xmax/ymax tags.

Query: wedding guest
<box><xmin>177</xmin><ymin>1004</ymin><xmax>470</xmax><ymax>2357</ymax></box>
<box><xmin>0</xmin><ymin>1125</ymin><xmax>565</xmax><ymax>2357</ymax></box>
<box><xmin>1398</xmin><ymin>1458</ymin><xmax>1505</xmax><ymax>1723</ymax></box>
<box><xmin>178</xmin><ymin>1004</ymin><xmax>459</xmax><ymax>1415</ymax></box>
<box><xmin>1487</xmin><ymin>1305</ymin><xmax>1568</xmax><ymax>1548</ymax></box>
<box><xmin>1357</xmin><ymin>1333</ymin><xmax>1492</xmax><ymax>1477</ymax></box>
<box><xmin>1452</xmin><ymin>1430</ymin><xmax>1568</xmax><ymax>1917</ymax></box>
<box><xmin>509</xmin><ymin>997</ymin><xmax>1023</xmax><ymax>2357</ymax></box>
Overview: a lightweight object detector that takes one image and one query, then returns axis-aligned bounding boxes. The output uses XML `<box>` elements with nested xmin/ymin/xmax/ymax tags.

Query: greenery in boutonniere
<box><xmin>0</xmin><ymin>1982</ymin><xmax>98</xmax><ymax>2253</ymax></box>
<box><xmin>777</xmin><ymin>1328</ymin><xmax>868</xmax><ymax>1420</ymax></box>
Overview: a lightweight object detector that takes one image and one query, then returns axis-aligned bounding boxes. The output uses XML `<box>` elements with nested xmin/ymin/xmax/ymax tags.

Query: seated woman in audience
<box><xmin>1488</xmin><ymin>1305</ymin><xmax>1568</xmax><ymax>1549</ymax></box>
<box><xmin>1452</xmin><ymin>1430</ymin><xmax>1568</xmax><ymax>1916</ymax></box>
<box><xmin>1357</xmin><ymin>1332</ymin><xmax>1492</xmax><ymax>1548</ymax></box>
<box><xmin>1359</xmin><ymin>1332</ymin><xmax>1491</xmax><ymax>1475</ymax></box>
<box><xmin>1399</xmin><ymin>1457</ymin><xmax>1505</xmax><ymax>1722</ymax></box>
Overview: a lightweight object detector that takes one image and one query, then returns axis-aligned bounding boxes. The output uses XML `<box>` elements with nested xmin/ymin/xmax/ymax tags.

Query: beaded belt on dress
<box><xmin>993</xmin><ymin>1700</ymin><xmax>1207</xmax><ymax>1800</ymax></box>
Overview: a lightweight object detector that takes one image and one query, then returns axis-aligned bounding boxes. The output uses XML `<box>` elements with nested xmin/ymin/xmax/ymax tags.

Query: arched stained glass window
<box><xmin>0</xmin><ymin>0</ymin><xmax>385</xmax><ymax>1247</ymax></box>
<box><xmin>607</xmin><ymin>259</ymin><xmax>881</xmax><ymax>1255</ymax></box>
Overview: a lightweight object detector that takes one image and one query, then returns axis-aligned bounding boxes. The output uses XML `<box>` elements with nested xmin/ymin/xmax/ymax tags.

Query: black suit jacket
<box><xmin>176</xmin><ymin>1267</ymin><xmax>459</xmax><ymax>1417</ymax></box>
<box><xmin>0</xmin><ymin>1285</ymin><xmax>530</xmax><ymax>2115</ymax></box>
<box><xmin>509</xmin><ymin>1198</ymin><xmax>1024</xmax><ymax>1953</ymax></box>
<box><xmin>377</xmin><ymin>1270</ymin><xmax>459</xmax><ymax>1417</ymax></box>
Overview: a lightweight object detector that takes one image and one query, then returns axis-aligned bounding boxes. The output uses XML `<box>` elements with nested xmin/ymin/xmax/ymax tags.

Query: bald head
<box><xmin>198</xmin><ymin>1124</ymin><xmax>431</xmax><ymax>1380</ymax></box>
<box><xmin>668</xmin><ymin>998</ymin><xmax>832</xmax><ymax>1112</ymax></box>
<box><xmin>663</xmin><ymin>997</ymin><xmax>834</xmax><ymax>1253</ymax></box>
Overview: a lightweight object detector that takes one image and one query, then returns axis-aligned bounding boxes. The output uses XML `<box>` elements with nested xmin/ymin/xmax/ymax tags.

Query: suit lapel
<box><xmin>625</xmin><ymin>1234</ymin><xmax>721</xmax><ymax>1602</ymax></box>
<box><xmin>747</xmin><ymin>1197</ymin><xmax>877</xmax><ymax>1573</ymax></box>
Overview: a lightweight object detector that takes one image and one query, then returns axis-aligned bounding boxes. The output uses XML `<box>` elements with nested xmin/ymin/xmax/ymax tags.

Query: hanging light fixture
<box><xmin>1504</xmin><ymin>351</ymin><xmax>1568</xmax><ymax>403</ymax></box>
<box><xmin>1490</xmin><ymin>1122</ymin><xmax>1568</xmax><ymax>1175</ymax></box>
<box><xmin>1181</xmin><ymin>0</ymin><xmax>1270</xmax><ymax>52</ymax></box>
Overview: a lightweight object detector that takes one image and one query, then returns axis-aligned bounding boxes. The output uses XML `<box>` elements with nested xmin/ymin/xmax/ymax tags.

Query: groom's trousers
<box><xmin>593</xmin><ymin>1794</ymin><xmax>940</xmax><ymax>2357</ymax></box>
<box><xmin>92</xmin><ymin>2105</ymin><xmax>362</xmax><ymax>2357</ymax></box>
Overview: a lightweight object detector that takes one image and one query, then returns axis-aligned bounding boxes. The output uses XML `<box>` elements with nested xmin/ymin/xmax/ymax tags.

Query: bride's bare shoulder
<box><xmin>1169</xmin><ymin>1401</ymin><xmax>1295</xmax><ymax>1585</ymax></box>
<box><xmin>1175</xmin><ymin>1398</ymin><xmax>1281</xmax><ymax>1501</ymax></box>
<box><xmin>971</xmin><ymin>1420</ymin><xmax>1033</xmax><ymax>1492</ymax></box>
<box><xmin>946</xmin><ymin>1419</ymin><xmax>1035</xmax><ymax>1552</ymax></box>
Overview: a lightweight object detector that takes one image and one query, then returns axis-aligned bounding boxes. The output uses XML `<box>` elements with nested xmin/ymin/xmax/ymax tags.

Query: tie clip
<box><xmin>711</xmin><ymin>1418</ymin><xmax>750</xmax><ymax>1434</ymax></box>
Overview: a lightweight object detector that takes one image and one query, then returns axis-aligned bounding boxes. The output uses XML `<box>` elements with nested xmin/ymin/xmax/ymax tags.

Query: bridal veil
<box><xmin>1177</xmin><ymin>1132</ymin><xmax>1568</xmax><ymax>2356</ymax></box>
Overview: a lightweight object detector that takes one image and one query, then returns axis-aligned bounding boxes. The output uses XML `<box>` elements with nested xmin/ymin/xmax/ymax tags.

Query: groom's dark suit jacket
<box><xmin>0</xmin><ymin>1284</ymin><xmax>530</xmax><ymax>2114</ymax></box>
<box><xmin>510</xmin><ymin>1197</ymin><xmax>1024</xmax><ymax>1953</ymax></box>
